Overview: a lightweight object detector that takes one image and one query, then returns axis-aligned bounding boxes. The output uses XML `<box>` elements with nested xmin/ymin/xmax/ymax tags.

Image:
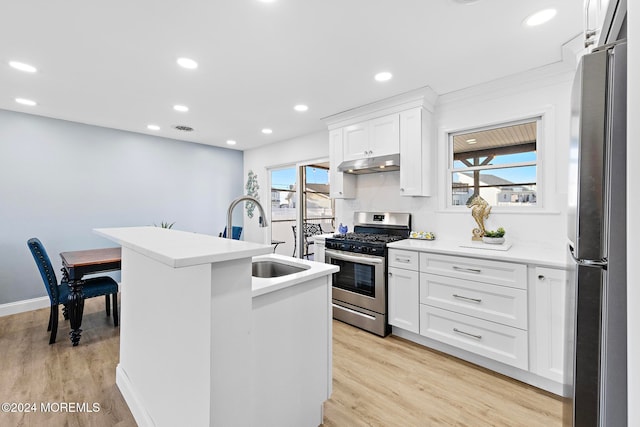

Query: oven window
<box><xmin>330</xmin><ymin>259</ymin><xmax>375</xmax><ymax>298</ymax></box>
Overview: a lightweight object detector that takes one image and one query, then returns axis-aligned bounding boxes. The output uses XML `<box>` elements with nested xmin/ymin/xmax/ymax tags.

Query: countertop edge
<box><xmin>94</xmin><ymin>227</ymin><xmax>273</xmax><ymax>268</ymax></box>
<box><xmin>387</xmin><ymin>239</ymin><xmax>570</xmax><ymax>269</ymax></box>
<box><xmin>251</xmin><ymin>254</ymin><xmax>339</xmax><ymax>298</ymax></box>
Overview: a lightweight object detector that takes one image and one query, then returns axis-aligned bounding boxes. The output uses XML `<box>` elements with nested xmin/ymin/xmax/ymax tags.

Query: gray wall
<box><xmin>0</xmin><ymin>109</ymin><xmax>244</xmax><ymax>305</ymax></box>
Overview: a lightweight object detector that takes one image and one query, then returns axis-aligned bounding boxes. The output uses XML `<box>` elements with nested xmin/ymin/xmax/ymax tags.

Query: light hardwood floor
<box><xmin>0</xmin><ymin>298</ymin><xmax>563</xmax><ymax>426</ymax></box>
<box><xmin>324</xmin><ymin>320</ymin><xmax>564</xmax><ymax>427</ymax></box>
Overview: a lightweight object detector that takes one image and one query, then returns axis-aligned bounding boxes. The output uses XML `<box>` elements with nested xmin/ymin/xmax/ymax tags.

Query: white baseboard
<box><xmin>116</xmin><ymin>364</ymin><xmax>155</xmax><ymax>427</ymax></box>
<box><xmin>0</xmin><ymin>296</ymin><xmax>49</xmax><ymax>317</ymax></box>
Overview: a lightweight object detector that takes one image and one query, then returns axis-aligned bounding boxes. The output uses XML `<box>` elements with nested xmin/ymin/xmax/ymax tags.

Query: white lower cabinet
<box><xmin>530</xmin><ymin>267</ymin><xmax>569</xmax><ymax>383</ymax></box>
<box><xmin>418</xmin><ymin>252</ymin><xmax>529</xmax><ymax>370</ymax></box>
<box><xmin>420</xmin><ymin>305</ymin><xmax>529</xmax><ymax>370</ymax></box>
<box><xmin>420</xmin><ymin>273</ymin><xmax>528</xmax><ymax>329</ymax></box>
<box><xmin>388</xmin><ymin>266</ymin><xmax>419</xmax><ymax>334</ymax></box>
<box><xmin>386</xmin><ymin>247</ymin><xmax>569</xmax><ymax>394</ymax></box>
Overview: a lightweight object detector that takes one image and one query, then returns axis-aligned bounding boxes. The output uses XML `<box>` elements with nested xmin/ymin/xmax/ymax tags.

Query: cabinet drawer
<box><xmin>420</xmin><ymin>305</ymin><xmax>528</xmax><ymax>370</ymax></box>
<box><xmin>419</xmin><ymin>253</ymin><xmax>527</xmax><ymax>289</ymax></box>
<box><xmin>388</xmin><ymin>249</ymin><xmax>419</xmax><ymax>271</ymax></box>
<box><xmin>420</xmin><ymin>273</ymin><xmax>527</xmax><ymax>329</ymax></box>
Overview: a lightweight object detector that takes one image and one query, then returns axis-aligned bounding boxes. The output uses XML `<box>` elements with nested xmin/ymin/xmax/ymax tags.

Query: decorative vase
<box><xmin>482</xmin><ymin>236</ymin><xmax>505</xmax><ymax>245</ymax></box>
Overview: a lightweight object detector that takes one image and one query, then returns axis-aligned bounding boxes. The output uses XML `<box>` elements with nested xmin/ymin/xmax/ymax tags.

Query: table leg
<box><xmin>61</xmin><ymin>268</ymin><xmax>84</xmax><ymax>346</ymax></box>
<box><xmin>68</xmin><ymin>280</ymin><xmax>85</xmax><ymax>346</ymax></box>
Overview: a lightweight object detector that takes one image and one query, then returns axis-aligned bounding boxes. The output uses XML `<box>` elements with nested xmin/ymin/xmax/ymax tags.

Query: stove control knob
<box><xmin>362</xmin><ymin>247</ymin><xmax>370</xmax><ymax>254</ymax></box>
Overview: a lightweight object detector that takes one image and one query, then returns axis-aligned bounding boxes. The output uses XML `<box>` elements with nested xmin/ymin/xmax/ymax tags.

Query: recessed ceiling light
<box><xmin>294</xmin><ymin>104</ymin><xmax>309</xmax><ymax>112</ymax></box>
<box><xmin>257</xmin><ymin>0</ymin><xmax>276</xmax><ymax>3</ymax></box>
<box><xmin>147</xmin><ymin>124</ymin><xmax>160</xmax><ymax>131</ymax></box>
<box><xmin>226</xmin><ymin>140</ymin><xmax>237</xmax><ymax>146</ymax></box>
<box><xmin>173</xmin><ymin>104</ymin><xmax>189</xmax><ymax>112</ymax></box>
<box><xmin>374</xmin><ymin>71</ymin><xmax>393</xmax><ymax>82</ymax></box>
<box><xmin>9</xmin><ymin>61</ymin><xmax>37</xmax><ymax>73</ymax></box>
<box><xmin>262</xmin><ymin>128</ymin><xmax>273</xmax><ymax>134</ymax></box>
<box><xmin>466</xmin><ymin>138</ymin><xmax>477</xmax><ymax>144</ymax></box>
<box><xmin>524</xmin><ymin>9</ymin><xmax>557</xmax><ymax>27</ymax></box>
<box><xmin>177</xmin><ymin>57</ymin><xmax>198</xmax><ymax>69</ymax></box>
<box><xmin>15</xmin><ymin>98</ymin><xmax>37</xmax><ymax>106</ymax></box>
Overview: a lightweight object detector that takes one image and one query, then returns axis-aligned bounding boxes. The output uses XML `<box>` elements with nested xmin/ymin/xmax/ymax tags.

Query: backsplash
<box><xmin>336</xmin><ymin>171</ymin><xmax>567</xmax><ymax>247</ymax></box>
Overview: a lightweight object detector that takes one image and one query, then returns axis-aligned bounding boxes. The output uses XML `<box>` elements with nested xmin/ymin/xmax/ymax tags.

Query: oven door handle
<box><xmin>325</xmin><ymin>250</ymin><xmax>384</xmax><ymax>265</ymax></box>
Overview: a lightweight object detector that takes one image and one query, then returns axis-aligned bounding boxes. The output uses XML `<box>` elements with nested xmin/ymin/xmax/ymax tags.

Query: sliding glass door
<box><xmin>269</xmin><ymin>161</ymin><xmax>334</xmax><ymax>259</ymax></box>
<box><xmin>270</xmin><ymin>167</ymin><xmax>297</xmax><ymax>257</ymax></box>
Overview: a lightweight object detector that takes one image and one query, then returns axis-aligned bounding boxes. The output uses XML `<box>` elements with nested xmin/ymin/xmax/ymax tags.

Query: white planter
<box><xmin>482</xmin><ymin>237</ymin><xmax>505</xmax><ymax>245</ymax></box>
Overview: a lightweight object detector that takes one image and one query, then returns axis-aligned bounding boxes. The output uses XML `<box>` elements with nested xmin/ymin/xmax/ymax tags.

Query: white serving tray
<box><xmin>459</xmin><ymin>241</ymin><xmax>513</xmax><ymax>251</ymax></box>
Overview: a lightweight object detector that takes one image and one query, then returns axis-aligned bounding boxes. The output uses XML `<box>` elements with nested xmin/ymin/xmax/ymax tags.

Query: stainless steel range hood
<box><xmin>337</xmin><ymin>153</ymin><xmax>400</xmax><ymax>175</ymax></box>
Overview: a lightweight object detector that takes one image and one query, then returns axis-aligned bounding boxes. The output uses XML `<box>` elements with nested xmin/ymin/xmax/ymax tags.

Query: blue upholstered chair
<box><xmin>27</xmin><ymin>238</ymin><xmax>119</xmax><ymax>345</ymax></box>
<box><xmin>219</xmin><ymin>226</ymin><xmax>243</xmax><ymax>240</ymax></box>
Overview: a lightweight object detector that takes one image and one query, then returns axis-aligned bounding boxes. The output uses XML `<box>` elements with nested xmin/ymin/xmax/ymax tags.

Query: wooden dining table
<box><xmin>59</xmin><ymin>247</ymin><xmax>121</xmax><ymax>346</ymax></box>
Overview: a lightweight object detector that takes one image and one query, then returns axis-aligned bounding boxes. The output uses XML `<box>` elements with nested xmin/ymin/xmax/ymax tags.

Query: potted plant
<box><xmin>483</xmin><ymin>227</ymin><xmax>506</xmax><ymax>244</ymax></box>
<box><xmin>154</xmin><ymin>221</ymin><xmax>175</xmax><ymax>229</ymax></box>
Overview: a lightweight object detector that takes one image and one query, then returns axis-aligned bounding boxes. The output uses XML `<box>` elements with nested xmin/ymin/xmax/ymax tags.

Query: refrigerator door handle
<box><xmin>568</xmin><ymin>243</ymin><xmax>608</xmax><ymax>268</ymax></box>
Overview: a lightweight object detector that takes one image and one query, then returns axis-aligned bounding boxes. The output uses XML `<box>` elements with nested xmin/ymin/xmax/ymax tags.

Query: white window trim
<box><xmin>443</xmin><ymin>113</ymin><xmax>552</xmax><ymax>213</ymax></box>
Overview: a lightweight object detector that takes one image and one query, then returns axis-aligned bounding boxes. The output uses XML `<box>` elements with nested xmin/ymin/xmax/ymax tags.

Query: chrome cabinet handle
<box><xmin>453</xmin><ymin>328</ymin><xmax>482</xmax><ymax>340</ymax></box>
<box><xmin>395</xmin><ymin>257</ymin><xmax>411</xmax><ymax>263</ymax></box>
<box><xmin>453</xmin><ymin>294</ymin><xmax>482</xmax><ymax>303</ymax></box>
<box><xmin>538</xmin><ymin>275</ymin><xmax>545</xmax><ymax>281</ymax></box>
<box><xmin>453</xmin><ymin>266</ymin><xmax>481</xmax><ymax>274</ymax></box>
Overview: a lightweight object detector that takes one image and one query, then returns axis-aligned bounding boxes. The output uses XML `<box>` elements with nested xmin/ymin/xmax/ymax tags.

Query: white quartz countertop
<box><xmin>312</xmin><ymin>233</ymin><xmax>335</xmax><ymax>242</ymax></box>
<box><xmin>387</xmin><ymin>238</ymin><xmax>570</xmax><ymax>269</ymax></box>
<box><xmin>251</xmin><ymin>254</ymin><xmax>338</xmax><ymax>297</ymax></box>
<box><xmin>94</xmin><ymin>226</ymin><xmax>273</xmax><ymax>268</ymax></box>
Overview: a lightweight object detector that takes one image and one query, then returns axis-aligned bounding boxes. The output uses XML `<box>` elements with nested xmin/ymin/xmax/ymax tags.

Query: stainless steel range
<box><xmin>325</xmin><ymin>212</ymin><xmax>411</xmax><ymax>336</ymax></box>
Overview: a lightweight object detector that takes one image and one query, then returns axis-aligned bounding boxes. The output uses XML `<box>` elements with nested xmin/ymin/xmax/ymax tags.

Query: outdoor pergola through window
<box><xmin>449</xmin><ymin>118</ymin><xmax>540</xmax><ymax>207</ymax></box>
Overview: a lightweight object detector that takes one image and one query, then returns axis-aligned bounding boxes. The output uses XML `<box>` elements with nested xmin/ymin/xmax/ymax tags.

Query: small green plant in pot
<box><xmin>483</xmin><ymin>227</ymin><xmax>505</xmax><ymax>244</ymax></box>
<box><xmin>154</xmin><ymin>221</ymin><xmax>175</xmax><ymax>229</ymax></box>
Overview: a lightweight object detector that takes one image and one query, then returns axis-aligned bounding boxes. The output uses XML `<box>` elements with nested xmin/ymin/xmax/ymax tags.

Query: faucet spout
<box><xmin>226</xmin><ymin>196</ymin><xmax>269</xmax><ymax>239</ymax></box>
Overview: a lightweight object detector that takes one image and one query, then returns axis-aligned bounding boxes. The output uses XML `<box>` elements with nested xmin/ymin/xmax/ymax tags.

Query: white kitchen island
<box><xmin>94</xmin><ymin>226</ymin><xmax>338</xmax><ymax>427</ymax></box>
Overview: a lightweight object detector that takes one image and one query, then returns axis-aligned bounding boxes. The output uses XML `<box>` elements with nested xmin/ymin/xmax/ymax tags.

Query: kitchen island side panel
<box><xmin>251</xmin><ymin>275</ymin><xmax>331</xmax><ymax>427</ymax></box>
<box><xmin>116</xmin><ymin>247</ymin><xmax>253</xmax><ymax>427</ymax></box>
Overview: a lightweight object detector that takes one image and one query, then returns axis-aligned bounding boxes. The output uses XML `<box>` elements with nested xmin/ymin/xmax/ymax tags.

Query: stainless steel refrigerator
<box><xmin>566</xmin><ymin>40</ymin><xmax>627</xmax><ymax>426</ymax></box>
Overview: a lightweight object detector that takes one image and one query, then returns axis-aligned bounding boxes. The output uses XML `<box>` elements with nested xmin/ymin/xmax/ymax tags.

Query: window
<box><xmin>448</xmin><ymin>118</ymin><xmax>540</xmax><ymax>208</ymax></box>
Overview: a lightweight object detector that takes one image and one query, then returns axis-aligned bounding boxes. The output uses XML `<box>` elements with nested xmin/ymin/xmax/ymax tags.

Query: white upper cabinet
<box><xmin>369</xmin><ymin>114</ymin><xmax>400</xmax><ymax>157</ymax></box>
<box><xmin>329</xmin><ymin>128</ymin><xmax>356</xmax><ymax>199</ymax></box>
<box><xmin>342</xmin><ymin>122</ymin><xmax>369</xmax><ymax>160</ymax></box>
<box><xmin>399</xmin><ymin>107</ymin><xmax>431</xmax><ymax>196</ymax></box>
<box><xmin>584</xmin><ymin>0</ymin><xmax>612</xmax><ymax>50</ymax></box>
<box><xmin>343</xmin><ymin>114</ymin><xmax>399</xmax><ymax>161</ymax></box>
<box><xmin>323</xmin><ymin>87</ymin><xmax>437</xmax><ymax>198</ymax></box>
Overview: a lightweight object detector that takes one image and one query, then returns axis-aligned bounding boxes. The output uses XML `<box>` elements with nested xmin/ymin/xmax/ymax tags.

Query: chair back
<box><xmin>303</xmin><ymin>223</ymin><xmax>323</xmax><ymax>237</ymax></box>
<box><xmin>222</xmin><ymin>226</ymin><xmax>243</xmax><ymax>240</ymax></box>
<box><xmin>27</xmin><ymin>238</ymin><xmax>60</xmax><ymax>304</ymax></box>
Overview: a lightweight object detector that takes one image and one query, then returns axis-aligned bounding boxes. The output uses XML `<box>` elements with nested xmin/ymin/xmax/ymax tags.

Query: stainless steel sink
<box><xmin>252</xmin><ymin>260</ymin><xmax>310</xmax><ymax>278</ymax></box>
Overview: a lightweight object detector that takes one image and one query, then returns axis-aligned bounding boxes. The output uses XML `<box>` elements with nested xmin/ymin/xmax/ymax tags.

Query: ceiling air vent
<box><xmin>174</xmin><ymin>125</ymin><xmax>194</xmax><ymax>132</ymax></box>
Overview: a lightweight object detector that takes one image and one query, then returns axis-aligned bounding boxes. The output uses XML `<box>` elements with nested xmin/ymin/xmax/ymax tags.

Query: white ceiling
<box><xmin>1</xmin><ymin>0</ymin><xmax>582</xmax><ymax>151</ymax></box>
